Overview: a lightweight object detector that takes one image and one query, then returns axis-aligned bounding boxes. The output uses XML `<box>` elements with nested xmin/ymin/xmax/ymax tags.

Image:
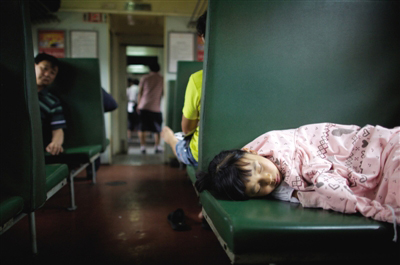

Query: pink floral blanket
<box><xmin>243</xmin><ymin>123</ymin><xmax>399</xmax><ymax>223</ymax></box>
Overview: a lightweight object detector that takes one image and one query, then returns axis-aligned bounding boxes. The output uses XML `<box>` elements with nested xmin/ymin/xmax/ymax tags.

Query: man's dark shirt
<box><xmin>38</xmin><ymin>89</ymin><xmax>66</xmax><ymax>147</ymax></box>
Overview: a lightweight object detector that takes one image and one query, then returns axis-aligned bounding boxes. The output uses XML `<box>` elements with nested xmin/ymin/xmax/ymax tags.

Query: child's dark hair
<box><xmin>196</xmin><ymin>11</ymin><xmax>207</xmax><ymax>37</ymax></box>
<box><xmin>195</xmin><ymin>149</ymin><xmax>251</xmax><ymax>200</ymax></box>
<box><xmin>34</xmin><ymin>53</ymin><xmax>59</xmax><ymax>68</ymax></box>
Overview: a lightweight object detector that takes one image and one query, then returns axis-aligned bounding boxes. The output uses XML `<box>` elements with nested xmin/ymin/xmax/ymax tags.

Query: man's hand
<box><xmin>46</xmin><ymin>141</ymin><xmax>64</xmax><ymax>155</ymax></box>
<box><xmin>47</xmin><ymin>128</ymin><xmax>64</xmax><ymax>155</ymax></box>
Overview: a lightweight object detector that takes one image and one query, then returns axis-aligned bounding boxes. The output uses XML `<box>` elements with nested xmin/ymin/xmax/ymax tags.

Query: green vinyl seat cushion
<box><xmin>45</xmin><ymin>145</ymin><xmax>102</xmax><ymax>164</ymax></box>
<box><xmin>45</xmin><ymin>164</ymin><xmax>69</xmax><ymax>192</ymax></box>
<box><xmin>0</xmin><ymin>195</ymin><xmax>24</xmax><ymax>226</ymax></box>
<box><xmin>200</xmin><ymin>191</ymin><xmax>395</xmax><ymax>255</ymax></box>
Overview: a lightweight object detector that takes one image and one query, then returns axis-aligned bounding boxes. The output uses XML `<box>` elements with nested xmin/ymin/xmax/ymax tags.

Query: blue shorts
<box><xmin>175</xmin><ymin>138</ymin><xmax>198</xmax><ymax>167</ymax></box>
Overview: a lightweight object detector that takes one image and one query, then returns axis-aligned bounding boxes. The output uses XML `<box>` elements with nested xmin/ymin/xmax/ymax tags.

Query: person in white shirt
<box><xmin>126</xmin><ymin>78</ymin><xmax>139</xmax><ymax>141</ymax></box>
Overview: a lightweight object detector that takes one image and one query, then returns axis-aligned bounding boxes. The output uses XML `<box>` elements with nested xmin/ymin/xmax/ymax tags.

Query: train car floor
<box><xmin>0</xmin><ymin>150</ymin><xmax>231</xmax><ymax>265</ymax></box>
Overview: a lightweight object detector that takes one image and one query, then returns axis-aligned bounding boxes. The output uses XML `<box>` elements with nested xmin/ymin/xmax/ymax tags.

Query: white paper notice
<box><xmin>168</xmin><ymin>32</ymin><xmax>195</xmax><ymax>73</ymax></box>
<box><xmin>71</xmin><ymin>31</ymin><xmax>98</xmax><ymax>58</ymax></box>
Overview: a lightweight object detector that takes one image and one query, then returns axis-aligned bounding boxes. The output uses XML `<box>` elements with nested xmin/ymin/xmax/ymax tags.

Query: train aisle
<box><xmin>0</xmin><ymin>148</ymin><xmax>231</xmax><ymax>265</ymax></box>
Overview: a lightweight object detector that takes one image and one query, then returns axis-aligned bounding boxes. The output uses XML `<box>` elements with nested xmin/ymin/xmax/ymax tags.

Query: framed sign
<box><xmin>38</xmin><ymin>30</ymin><xmax>65</xmax><ymax>58</ymax></box>
<box><xmin>70</xmin><ymin>30</ymin><xmax>98</xmax><ymax>58</ymax></box>
<box><xmin>168</xmin><ymin>32</ymin><xmax>195</xmax><ymax>73</ymax></box>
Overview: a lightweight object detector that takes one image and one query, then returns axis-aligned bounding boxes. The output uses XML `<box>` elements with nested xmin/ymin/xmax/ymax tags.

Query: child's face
<box><xmin>241</xmin><ymin>153</ymin><xmax>281</xmax><ymax>197</ymax></box>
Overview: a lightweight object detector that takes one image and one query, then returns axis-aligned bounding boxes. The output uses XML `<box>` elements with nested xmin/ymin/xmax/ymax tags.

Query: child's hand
<box><xmin>242</xmin><ymin>148</ymin><xmax>257</xmax><ymax>155</ymax></box>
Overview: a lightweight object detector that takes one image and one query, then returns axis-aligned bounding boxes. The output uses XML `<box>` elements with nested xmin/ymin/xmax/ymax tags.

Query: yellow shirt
<box><xmin>182</xmin><ymin>70</ymin><xmax>202</xmax><ymax>161</ymax></box>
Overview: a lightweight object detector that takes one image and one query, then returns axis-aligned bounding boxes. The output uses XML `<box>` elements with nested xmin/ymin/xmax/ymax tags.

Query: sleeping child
<box><xmin>195</xmin><ymin>123</ymin><xmax>399</xmax><ymax>225</ymax></box>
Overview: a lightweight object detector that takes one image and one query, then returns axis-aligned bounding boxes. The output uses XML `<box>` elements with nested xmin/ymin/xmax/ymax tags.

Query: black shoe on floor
<box><xmin>167</xmin><ymin>208</ymin><xmax>190</xmax><ymax>231</ymax></box>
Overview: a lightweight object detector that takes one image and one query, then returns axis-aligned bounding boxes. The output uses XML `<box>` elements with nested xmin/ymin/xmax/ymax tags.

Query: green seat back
<box><xmin>172</xmin><ymin>61</ymin><xmax>203</xmax><ymax>132</ymax></box>
<box><xmin>0</xmin><ymin>0</ymin><xmax>47</xmax><ymax>212</ymax></box>
<box><xmin>49</xmin><ymin>59</ymin><xmax>107</xmax><ymax>150</ymax></box>
<box><xmin>166</xmin><ymin>80</ymin><xmax>176</xmax><ymax>127</ymax></box>
<box><xmin>164</xmin><ymin>80</ymin><xmax>177</xmax><ymax>158</ymax></box>
<box><xmin>200</xmin><ymin>0</ymin><xmax>400</xmax><ymax>170</ymax></box>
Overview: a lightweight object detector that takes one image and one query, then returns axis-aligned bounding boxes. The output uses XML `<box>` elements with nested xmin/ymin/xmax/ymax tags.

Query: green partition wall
<box><xmin>172</xmin><ymin>61</ymin><xmax>203</xmax><ymax>133</ymax></box>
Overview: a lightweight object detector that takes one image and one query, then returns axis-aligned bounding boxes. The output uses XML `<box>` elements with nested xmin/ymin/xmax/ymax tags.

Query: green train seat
<box><xmin>0</xmin><ymin>197</ymin><xmax>24</xmax><ymax>231</ymax></box>
<box><xmin>0</xmin><ymin>0</ymin><xmax>68</xmax><ymax>253</ymax></box>
<box><xmin>195</xmin><ymin>0</ymin><xmax>400</xmax><ymax>263</ymax></box>
<box><xmin>45</xmin><ymin>59</ymin><xmax>108</xmax><ymax>191</ymax></box>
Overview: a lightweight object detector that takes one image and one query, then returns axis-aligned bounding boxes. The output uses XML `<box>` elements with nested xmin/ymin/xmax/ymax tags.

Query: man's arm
<box><xmin>181</xmin><ymin>115</ymin><xmax>198</xmax><ymax>135</ymax></box>
<box><xmin>46</xmin><ymin>128</ymin><xmax>64</xmax><ymax>155</ymax></box>
<box><xmin>102</xmin><ymin>88</ymin><xmax>118</xmax><ymax>112</ymax></box>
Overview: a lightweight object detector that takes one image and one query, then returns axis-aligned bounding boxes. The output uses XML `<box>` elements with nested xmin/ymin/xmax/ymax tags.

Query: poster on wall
<box><xmin>70</xmin><ymin>30</ymin><xmax>98</xmax><ymax>58</ymax></box>
<box><xmin>168</xmin><ymin>32</ymin><xmax>195</xmax><ymax>73</ymax></box>
<box><xmin>38</xmin><ymin>30</ymin><xmax>65</xmax><ymax>58</ymax></box>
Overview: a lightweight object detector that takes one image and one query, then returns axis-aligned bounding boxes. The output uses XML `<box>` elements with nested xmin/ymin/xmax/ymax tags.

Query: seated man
<box><xmin>35</xmin><ymin>53</ymin><xmax>66</xmax><ymax>155</ymax></box>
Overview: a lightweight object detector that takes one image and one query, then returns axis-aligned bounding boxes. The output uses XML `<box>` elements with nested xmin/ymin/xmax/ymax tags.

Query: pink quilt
<box><xmin>243</xmin><ymin>123</ymin><xmax>399</xmax><ymax>223</ymax></box>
